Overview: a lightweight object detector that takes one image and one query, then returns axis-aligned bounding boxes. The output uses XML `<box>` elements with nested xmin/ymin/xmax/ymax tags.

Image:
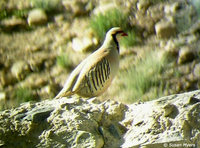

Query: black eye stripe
<box><xmin>112</xmin><ymin>34</ymin><xmax>119</xmax><ymax>53</ymax></box>
<box><xmin>112</xmin><ymin>30</ymin><xmax>123</xmax><ymax>36</ymax></box>
<box><xmin>116</xmin><ymin>30</ymin><xmax>124</xmax><ymax>34</ymax></box>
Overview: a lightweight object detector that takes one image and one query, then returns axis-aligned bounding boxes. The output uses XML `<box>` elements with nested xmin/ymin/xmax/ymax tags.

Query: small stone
<box><xmin>62</xmin><ymin>0</ymin><xmax>89</xmax><ymax>16</ymax></box>
<box><xmin>164</xmin><ymin>40</ymin><xmax>179</xmax><ymax>57</ymax></box>
<box><xmin>72</xmin><ymin>36</ymin><xmax>98</xmax><ymax>52</ymax></box>
<box><xmin>0</xmin><ymin>71</ymin><xmax>17</xmax><ymax>87</ymax></box>
<box><xmin>25</xmin><ymin>45</ymin><xmax>41</xmax><ymax>52</ymax></box>
<box><xmin>0</xmin><ymin>17</ymin><xmax>26</xmax><ymax>31</ymax></box>
<box><xmin>54</xmin><ymin>15</ymin><xmax>64</xmax><ymax>24</ymax></box>
<box><xmin>187</xmin><ymin>20</ymin><xmax>200</xmax><ymax>34</ymax></box>
<box><xmin>40</xmin><ymin>84</ymin><xmax>58</xmax><ymax>99</ymax></box>
<box><xmin>177</xmin><ymin>47</ymin><xmax>195</xmax><ymax>64</ymax></box>
<box><xmin>164</xmin><ymin>2</ymin><xmax>181</xmax><ymax>14</ymax></box>
<box><xmin>11</xmin><ymin>61</ymin><xmax>30</xmax><ymax>80</ymax></box>
<box><xmin>137</xmin><ymin>0</ymin><xmax>151</xmax><ymax>11</ymax></box>
<box><xmin>27</xmin><ymin>9</ymin><xmax>47</xmax><ymax>26</ymax></box>
<box><xmin>20</xmin><ymin>73</ymin><xmax>47</xmax><ymax>88</ymax></box>
<box><xmin>178</xmin><ymin>65</ymin><xmax>190</xmax><ymax>75</ymax></box>
<box><xmin>186</xmin><ymin>34</ymin><xmax>198</xmax><ymax>44</ymax></box>
<box><xmin>28</xmin><ymin>57</ymin><xmax>46</xmax><ymax>72</ymax></box>
<box><xmin>155</xmin><ymin>20</ymin><xmax>177</xmax><ymax>39</ymax></box>
<box><xmin>147</xmin><ymin>3</ymin><xmax>164</xmax><ymax>21</ymax></box>
<box><xmin>0</xmin><ymin>92</ymin><xmax>6</xmax><ymax>110</ymax></box>
<box><xmin>92</xmin><ymin>3</ymin><xmax>116</xmax><ymax>15</ymax></box>
<box><xmin>193</xmin><ymin>63</ymin><xmax>200</xmax><ymax>77</ymax></box>
<box><xmin>0</xmin><ymin>92</ymin><xmax>6</xmax><ymax>101</ymax></box>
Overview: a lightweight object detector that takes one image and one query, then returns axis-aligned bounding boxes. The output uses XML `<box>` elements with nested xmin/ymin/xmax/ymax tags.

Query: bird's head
<box><xmin>107</xmin><ymin>27</ymin><xmax>128</xmax><ymax>38</ymax></box>
<box><xmin>103</xmin><ymin>27</ymin><xmax>128</xmax><ymax>53</ymax></box>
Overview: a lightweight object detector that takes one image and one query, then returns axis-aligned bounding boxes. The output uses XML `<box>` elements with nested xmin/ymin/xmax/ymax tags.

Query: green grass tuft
<box><xmin>121</xmin><ymin>50</ymin><xmax>168</xmax><ymax>102</ymax></box>
<box><xmin>13</xmin><ymin>9</ymin><xmax>29</xmax><ymax>18</ymax></box>
<box><xmin>30</xmin><ymin>0</ymin><xmax>61</xmax><ymax>13</ymax></box>
<box><xmin>90</xmin><ymin>9</ymin><xmax>128</xmax><ymax>39</ymax></box>
<box><xmin>14</xmin><ymin>87</ymin><xmax>34</xmax><ymax>103</ymax></box>
<box><xmin>0</xmin><ymin>9</ymin><xmax>29</xmax><ymax>20</ymax></box>
<box><xmin>0</xmin><ymin>10</ymin><xmax>7</xmax><ymax>20</ymax></box>
<box><xmin>56</xmin><ymin>54</ymin><xmax>72</xmax><ymax>69</ymax></box>
<box><xmin>90</xmin><ymin>8</ymin><xmax>139</xmax><ymax>47</ymax></box>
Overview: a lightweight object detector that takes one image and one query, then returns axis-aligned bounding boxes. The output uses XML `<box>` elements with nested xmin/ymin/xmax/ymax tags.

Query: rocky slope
<box><xmin>0</xmin><ymin>90</ymin><xmax>200</xmax><ymax>148</ymax></box>
<box><xmin>0</xmin><ymin>0</ymin><xmax>200</xmax><ymax>108</ymax></box>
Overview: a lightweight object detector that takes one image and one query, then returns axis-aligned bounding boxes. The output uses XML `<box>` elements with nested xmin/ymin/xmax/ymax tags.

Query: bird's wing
<box><xmin>72</xmin><ymin>49</ymin><xmax>110</xmax><ymax>93</ymax></box>
<box><xmin>54</xmin><ymin>58</ymin><xmax>87</xmax><ymax>99</ymax></box>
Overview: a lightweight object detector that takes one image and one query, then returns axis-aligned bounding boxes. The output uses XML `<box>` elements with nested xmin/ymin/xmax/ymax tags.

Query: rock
<box><xmin>133</xmin><ymin>12</ymin><xmax>155</xmax><ymax>36</ymax></box>
<box><xmin>186</xmin><ymin>34</ymin><xmax>198</xmax><ymax>44</ymax></box>
<box><xmin>19</xmin><ymin>73</ymin><xmax>47</xmax><ymax>89</ymax></box>
<box><xmin>0</xmin><ymin>90</ymin><xmax>200</xmax><ymax>147</ymax></box>
<box><xmin>173</xmin><ymin>1</ymin><xmax>197</xmax><ymax>33</ymax></box>
<box><xmin>72</xmin><ymin>36</ymin><xmax>98</xmax><ymax>52</ymax></box>
<box><xmin>0</xmin><ymin>17</ymin><xmax>26</xmax><ymax>31</ymax></box>
<box><xmin>178</xmin><ymin>65</ymin><xmax>191</xmax><ymax>75</ymax></box>
<box><xmin>0</xmin><ymin>92</ymin><xmax>6</xmax><ymax>101</ymax></box>
<box><xmin>27</xmin><ymin>9</ymin><xmax>48</xmax><ymax>26</ymax></box>
<box><xmin>92</xmin><ymin>3</ymin><xmax>117</xmax><ymax>15</ymax></box>
<box><xmin>193</xmin><ymin>63</ymin><xmax>200</xmax><ymax>77</ymax></box>
<box><xmin>164</xmin><ymin>2</ymin><xmax>181</xmax><ymax>14</ymax></box>
<box><xmin>11</xmin><ymin>61</ymin><xmax>30</xmax><ymax>80</ymax></box>
<box><xmin>155</xmin><ymin>19</ymin><xmax>177</xmax><ymax>38</ymax></box>
<box><xmin>185</xmin><ymin>20</ymin><xmax>200</xmax><ymax>35</ymax></box>
<box><xmin>122</xmin><ymin>90</ymin><xmax>200</xmax><ymax>147</ymax></box>
<box><xmin>147</xmin><ymin>3</ymin><xmax>165</xmax><ymax>21</ymax></box>
<box><xmin>54</xmin><ymin>14</ymin><xmax>65</xmax><ymax>24</ymax></box>
<box><xmin>40</xmin><ymin>84</ymin><xmax>58</xmax><ymax>99</ymax></box>
<box><xmin>177</xmin><ymin>46</ymin><xmax>196</xmax><ymax>64</ymax></box>
<box><xmin>28</xmin><ymin>55</ymin><xmax>49</xmax><ymax>72</ymax></box>
<box><xmin>0</xmin><ymin>70</ymin><xmax>17</xmax><ymax>87</ymax></box>
<box><xmin>137</xmin><ymin>0</ymin><xmax>151</xmax><ymax>11</ymax></box>
<box><xmin>163</xmin><ymin>40</ymin><xmax>179</xmax><ymax>57</ymax></box>
<box><xmin>133</xmin><ymin>3</ymin><xmax>165</xmax><ymax>35</ymax></box>
<box><xmin>62</xmin><ymin>0</ymin><xmax>91</xmax><ymax>16</ymax></box>
<box><xmin>0</xmin><ymin>92</ymin><xmax>6</xmax><ymax>110</ymax></box>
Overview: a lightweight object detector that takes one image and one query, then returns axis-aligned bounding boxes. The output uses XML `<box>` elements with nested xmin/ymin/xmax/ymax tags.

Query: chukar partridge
<box><xmin>55</xmin><ymin>27</ymin><xmax>127</xmax><ymax>99</ymax></box>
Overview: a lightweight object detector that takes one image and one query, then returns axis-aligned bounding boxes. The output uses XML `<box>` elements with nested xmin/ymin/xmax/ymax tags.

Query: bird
<box><xmin>54</xmin><ymin>27</ymin><xmax>128</xmax><ymax>99</ymax></box>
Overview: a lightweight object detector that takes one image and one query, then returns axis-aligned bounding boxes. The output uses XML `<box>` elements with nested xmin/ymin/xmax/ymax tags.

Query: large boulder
<box><xmin>0</xmin><ymin>90</ymin><xmax>200</xmax><ymax>148</ymax></box>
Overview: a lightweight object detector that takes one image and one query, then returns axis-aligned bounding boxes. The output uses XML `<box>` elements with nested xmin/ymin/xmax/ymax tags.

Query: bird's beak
<box><xmin>121</xmin><ymin>32</ymin><xmax>128</xmax><ymax>36</ymax></box>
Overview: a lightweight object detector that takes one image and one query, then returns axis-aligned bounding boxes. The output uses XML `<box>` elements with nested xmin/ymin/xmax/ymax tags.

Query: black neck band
<box><xmin>112</xmin><ymin>34</ymin><xmax>119</xmax><ymax>53</ymax></box>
